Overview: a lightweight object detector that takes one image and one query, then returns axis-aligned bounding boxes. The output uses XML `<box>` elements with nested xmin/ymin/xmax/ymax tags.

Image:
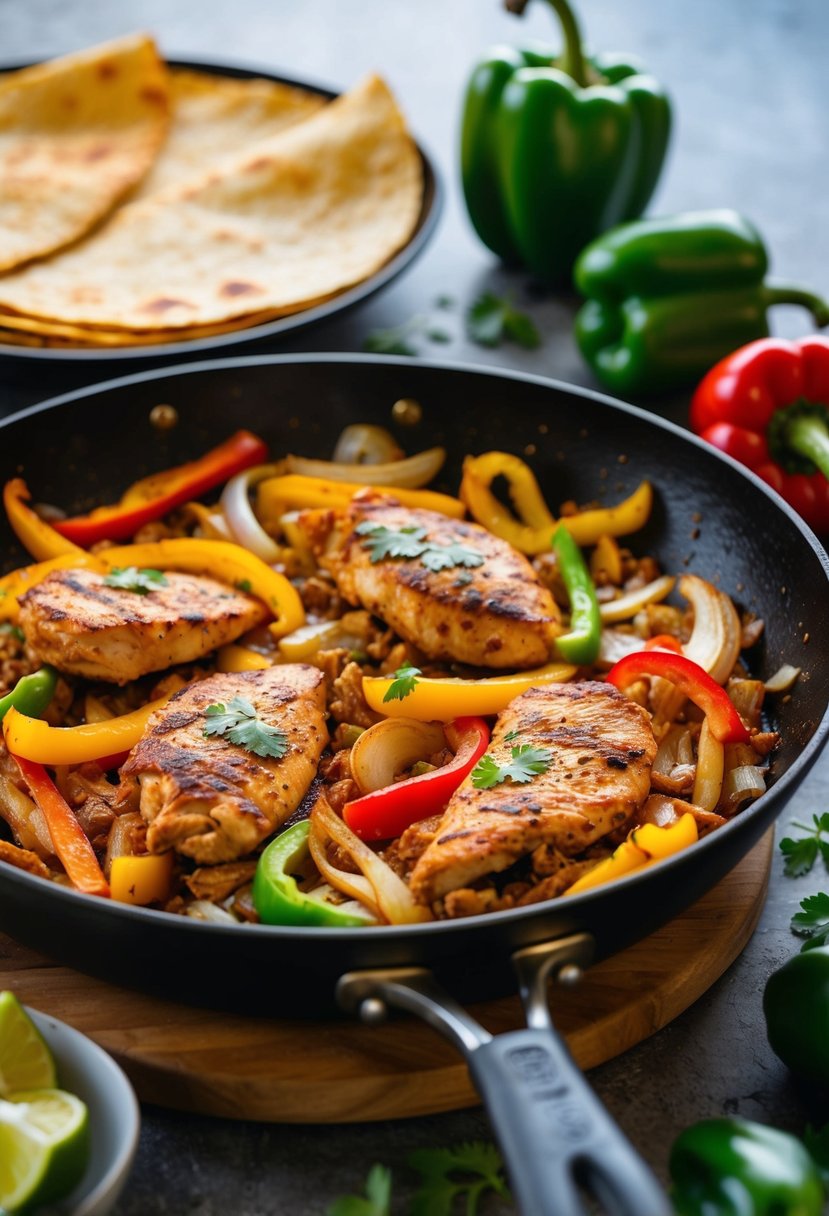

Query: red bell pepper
<box><xmin>690</xmin><ymin>336</ymin><xmax>829</xmax><ymax>534</ymax></box>
<box><xmin>343</xmin><ymin>716</ymin><xmax>490</xmax><ymax>842</ymax></box>
<box><xmin>13</xmin><ymin>755</ymin><xmax>110</xmax><ymax>897</ymax></box>
<box><xmin>606</xmin><ymin>651</ymin><xmax>750</xmax><ymax>744</ymax></box>
<box><xmin>52</xmin><ymin>430</ymin><xmax>268</xmax><ymax>546</ymax></box>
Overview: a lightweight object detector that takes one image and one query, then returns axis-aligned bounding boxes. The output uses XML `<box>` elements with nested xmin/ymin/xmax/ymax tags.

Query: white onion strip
<box><xmin>720</xmin><ymin>765</ymin><xmax>766</xmax><ymax>814</ymax></box>
<box><xmin>691</xmin><ymin>719</ymin><xmax>725</xmax><ymax>812</ymax></box>
<box><xmin>764</xmin><ymin>664</ymin><xmax>801</xmax><ymax>693</ymax></box>
<box><xmin>599</xmin><ymin>576</ymin><xmax>675</xmax><ymax>623</ymax></box>
<box><xmin>349</xmin><ymin>718</ymin><xmax>446</xmax><ymax>795</ymax></box>
<box><xmin>680</xmin><ymin>575</ymin><xmax>742</xmax><ymax>686</ymax></box>
<box><xmin>220</xmin><ymin>462</ymin><xmax>286</xmax><ymax>561</ymax></box>
<box><xmin>285</xmin><ymin>447</ymin><xmax>446</xmax><ymax>489</ymax></box>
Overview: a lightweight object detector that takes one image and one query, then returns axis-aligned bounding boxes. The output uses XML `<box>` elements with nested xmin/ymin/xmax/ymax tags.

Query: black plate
<box><xmin>1</xmin><ymin>354</ymin><xmax>828</xmax><ymax>1016</ymax></box>
<box><xmin>0</xmin><ymin>57</ymin><xmax>442</xmax><ymax>364</ymax></box>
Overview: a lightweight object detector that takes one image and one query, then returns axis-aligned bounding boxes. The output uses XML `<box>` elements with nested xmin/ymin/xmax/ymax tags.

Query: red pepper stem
<box><xmin>763</xmin><ymin>282</ymin><xmax>829</xmax><ymax>328</ymax></box>
<box><xmin>506</xmin><ymin>0</ymin><xmax>589</xmax><ymax>87</ymax></box>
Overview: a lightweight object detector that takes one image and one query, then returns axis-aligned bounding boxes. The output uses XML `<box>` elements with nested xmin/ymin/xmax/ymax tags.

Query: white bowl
<box><xmin>25</xmin><ymin>1008</ymin><xmax>140</xmax><ymax>1216</ymax></box>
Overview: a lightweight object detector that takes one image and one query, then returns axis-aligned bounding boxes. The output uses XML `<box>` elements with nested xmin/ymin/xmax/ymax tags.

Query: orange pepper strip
<box><xmin>13</xmin><ymin>755</ymin><xmax>109</xmax><ymax>896</ymax></box>
<box><xmin>3</xmin><ymin>479</ymin><xmax>85</xmax><ymax>561</ymax></box>
<box><xmin>3</xmin><ymin>696</ymin><xmax>170</xmax><ymax>765</ymax></box>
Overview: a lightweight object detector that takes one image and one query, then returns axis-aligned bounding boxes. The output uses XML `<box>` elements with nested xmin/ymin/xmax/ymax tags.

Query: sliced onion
<box><xmin>104</xmin><ymin>811</ymin><xmax>143</xmax><ymax>878</ymax></box>
<box><xmin>726</xmin><ymin>679</ymin><xmax>765</xmax><ymax>730</ymax></box>
<box><xmin>653</xmin><ymin>725</ymin><xmax>690</xmax><ymax>776</ymax></box>
<box><xmin>597</xmin><ymin>628</ymin><xmax>647</xmax><ymax>666</ymax></box>
<box><xmin>599</xmin><ymin>576</ymin><xmax>675</xmax><ymax>623</ymax></box>
<box><xmin>764</xmin><ymin>664</ymin><xmax>801</xmax><ymax>693</ymax></box>
<box><xmin>309</xmin><ymin>795</ymin><xmax>431</xmax><ymax>924</ymax></box>
<box><xmin>0</xmin><ymin>774</ymin><xmax>53</xmax><ymax>859</ymax></box>
<box><xmin>691</xmin><ymin>718</ymin><xmax>725</xmax><ymax>812</ymax></box>
<box><xmin>301</xmin><ymin>882</ymin><xmax>377</xmax><ymax>926</ymax></box>
<box><xmin>332</xmin><ymin>424</ymin><xmax>403</xmax><ymax>465</ymax></box>
<box><xmin>185</xmin><ymin>900</ymin><xmax>241</xmax><ymax>924</ymax></box>
<box><xmin>220</xmin><ymin>462</ymin><xmax>286</xmax><ymax>561</ymax></box>
<box><xmin>285</xmin><ymin>447</ymin><xmax>446</xmax><ymax>489</ymax></box>
<box><xmin>680</xmin><ymin>574</ymin><xmax>742</xmax><ymax>685</ymax></box>
<box><xmin>719</xmin><ymin>765</ymin><xmax>766</xmax><ymax>814</ymax></box>
<box><xmin>350</xmin><ymin>718</ymin><xmax>446</xmax><ymax>795</ymax></box>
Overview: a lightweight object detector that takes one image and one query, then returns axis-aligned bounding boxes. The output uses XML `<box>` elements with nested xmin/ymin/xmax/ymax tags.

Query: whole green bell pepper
<box><xmin>252</xmin><ymin>821</ymin><xmax>373</xmax><ymax>927</ymax></box>
<box><xmin>670</xmin><ymin>1117</ymin><xmax>825</xmax><ymax>1216</ymax></box>
<box><xmin>764</xmin><ymin>944</ymin><xmax>829</xmax><ymax>1089</ymax></box>
<box><xmin>574</xmin><ymin>209</ymin><xmax>829</xmax><ymax>395</ymax></box>
<box><xmin>461</xmin><ymin>0</ymin><xmax>671</xmax><ymax>284</ymax></box>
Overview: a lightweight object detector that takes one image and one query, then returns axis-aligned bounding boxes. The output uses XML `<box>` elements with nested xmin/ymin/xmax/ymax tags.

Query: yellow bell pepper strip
<box><xmin>564</xmin><ymin>813</ymin><xmax>698</xmax><ymax>896</ymax></box>
<box><xmin>460</xmin><ymin>451</ymin><xmax>653</xmax><ymax>552</ymax></box>
<box><xmin>606</xmin><ymin>651</ymin><xmax>751</xmax><ymax>744</ymax></box>
<box><xmin>3</xmin><ymin>479</ymin><xmax>85</xmax><ymax>561</ymax></box>
<box><xmin>256</xmin><ymin>474</ymin><xmax>466</xmax><ymax>521</ymax></box>
<box><xmin>216</xmin><ymin>644</ymin><xmax>272</xmax><ymax>672</ymax></box>
<box><xmin>110</xmin><ymin>852</ymin><xmax>174</xmax><ymax>906</ymax></box>
<box><xmin>0</xmin><ymin>552</ymin><xmax>105</xmax><ymax>623</ymax></box>
<box><xmin>51</xmin><ymin>430</ymin><xmax>268</xmax><ymax>546</ymax></box>
<box><xmin>12</xmin><ymin>755</ymin><xmax>110</xmax><ymax>897</ymax></box>
<box><xmin>362</xmin><ymin>661</ymin><xmax>577</xmax><ymax>722</ymax></box>
<box><xmin>97</xmin><ymin>537</ymin><xmax>305</xmax><ymax>637</ymax></box>
<box><xmin>3</xmin><ymin>695</ymin><xmax>170</xmax><ymax>765</ymax></box>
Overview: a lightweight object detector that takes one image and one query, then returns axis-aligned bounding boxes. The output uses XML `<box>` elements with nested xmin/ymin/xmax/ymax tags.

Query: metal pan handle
<box><xmin>337</xmin><ymin>934</ymin><xmax>672</xmax><ymax>1216</ymax></box>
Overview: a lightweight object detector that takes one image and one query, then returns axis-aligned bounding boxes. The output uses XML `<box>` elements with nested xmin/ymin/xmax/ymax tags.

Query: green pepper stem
<box><xmin>505</xmin><ymin>0</ymin><xmax>589</xmax><ymax>87</ymax></box>
<box><xmin>784</xmin><ymin>410</ymin><xmax>829</xmax><ymax>481</ymax></box>
<box><xmin>764</xmin><ymin>281</ymin><xmax>829</xmax><ymax>328</ymax></box>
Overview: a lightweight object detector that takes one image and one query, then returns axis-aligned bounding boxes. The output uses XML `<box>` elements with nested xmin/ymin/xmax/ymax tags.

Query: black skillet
<box><xmin>1</xmin><ymin>355</ymin><xmax>828</xmax><ymax>1216</ymax></box>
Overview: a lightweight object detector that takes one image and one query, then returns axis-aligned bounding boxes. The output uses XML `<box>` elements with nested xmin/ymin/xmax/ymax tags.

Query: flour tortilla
<box><xmin>0</xmin><ymin>73</ymin><xmax>423</xmax><ymax>334</ymax></box>
<box><xmin>0</xmin><ymin>34</ymin><xmax>170</xmax><ymax>273</ymax></box>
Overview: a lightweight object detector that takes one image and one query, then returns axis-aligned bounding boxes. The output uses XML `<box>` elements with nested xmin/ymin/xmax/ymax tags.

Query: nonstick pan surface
<box><xmin>0</xmin><ymin>353</ymin><xmax>827</xmax><ymax>1018</ymax></box>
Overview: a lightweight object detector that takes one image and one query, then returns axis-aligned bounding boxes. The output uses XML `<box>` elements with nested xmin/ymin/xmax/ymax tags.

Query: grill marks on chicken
<box><xmin>409</xmin><ymin>682</ymin><xmax>657</xmax><ymax>904</ymax></box>
<box><xmin>18</xmin><ymin>567</ymin><xmax>267</xmax><ymax>684</ymax></box>
<box><xmin>122</xmin><ymin>666</ymin><xmax>328</xmax><ymax>864</ymax></box>
<box><xmin>302</xmin><ymin>495</ymin><xmax>562</xmax><ymax>669</ymax></box>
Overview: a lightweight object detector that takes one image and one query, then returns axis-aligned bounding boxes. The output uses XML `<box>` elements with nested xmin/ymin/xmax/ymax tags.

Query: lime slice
<box><xmin>0</xmin><ymin>993</ymin><xmax>57</xmax><ymax>1097</ymax></box>
<box><xmin>0</xmin><ymin>1089</ymin><xmax>89</xmax><ymax>1211</ymax></box>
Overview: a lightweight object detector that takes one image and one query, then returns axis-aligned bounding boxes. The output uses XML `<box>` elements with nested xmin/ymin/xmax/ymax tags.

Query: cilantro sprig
<box><xmin>779</xmin><ymin>813</ymin><xmax>829</xmax><ymax>877</ymax></box>
<box><xmin>203</xmin><ymin>696</ymin><xmax>289</xmax><ymax>760</ymax></box>
<box><xmin>327</xmin><ymin>1164</ymin><xmax>392</xmax><ymax>1216</ymax></box>
<box><xmin>103</xmin><ymin>566</ymin><xmax>169</xmax><ymax>595</ymax></box>
<box><xmin>326</xmin><ymin>1142</ymin><xmax>509</xmax><ymax>1216</ymax></box>
<box><xmin>791</xmin><ymin>892</ymin><xmax>829</xmax><ymax>950</ymax></box>
<box><xmin>356</xmin><ymin>522</ymin><xmax>484</xmax><ymax>574</ymax></box>
<box><xmin>466</xmin><ymin>292</ymin><xmax>540</xmax><ymax>350</ymax></box>
<box><xmin>383</xmin><ymin>664</ymin><xmax>422</xmax><ymax>704</ymax></box>
<box><xmin>471</xmin><ymin>744</ymin><xmax>553</xmax><ymax>789</ymax></box>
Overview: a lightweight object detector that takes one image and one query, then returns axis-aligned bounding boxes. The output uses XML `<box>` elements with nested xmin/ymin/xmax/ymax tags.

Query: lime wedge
<box><xmin>0</xmin><ymin>993</ymin><xmax>57</xmax><ymax>1097</ymax></box>
<box><xmin>0</xmin><ymin>1089</ymin><xmax>89</xmax><ymax>1211</ymax></box>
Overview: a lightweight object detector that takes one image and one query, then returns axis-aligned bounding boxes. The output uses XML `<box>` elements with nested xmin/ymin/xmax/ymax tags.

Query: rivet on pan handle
<box><xmin>337</xmin><ymin>934</ymin><xmax>672</xmax><ymax>1216</ymax></box>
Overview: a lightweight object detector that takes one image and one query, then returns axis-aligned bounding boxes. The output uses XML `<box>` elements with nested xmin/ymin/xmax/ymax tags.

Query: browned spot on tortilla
<box><xmin>70</xmin><ymin>287</ymin><xmax>103</xmax><ymax>304</ymax></box>
<box><xmin>61</xmin><ymin>93</ymin><xmax>78</xmax><ymax>111</ymax></box>
<box><xmin>85</xmin><ymin>143</ymin><xmax>113</xmax><ymax>162</ymax></box>
<box><xmin>220</xmin><ymin>281</ymin><xmax>264</xmax><ymax>298</ymax></box>
<box><xmin>97</xmin><ymin>60</ymin><xmax>118</xmax><ymax>80</ymax></box>
<box><xmin>139</xmin><ymin>85</ymin><xmax>167</xmax><ymax>106</ymax></box>
<box><xmin>245</xmin><ymin>158</ymin><xmax>272</xmax><ymax>173</ymax></box>
<box><xmin>140</xmin><ymin>297</ymin><xmax>195</xmax><ymax>315</ymax></box>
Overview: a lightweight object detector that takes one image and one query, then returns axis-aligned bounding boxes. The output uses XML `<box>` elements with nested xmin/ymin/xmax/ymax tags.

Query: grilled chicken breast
<box><xmin>302</xmin><ymin>494</ymin><xmax>562</xmax><ymax>669</ymax></box>
<box><xmin>409</xmin><ymin>682</ymin><xmax>657</xmax><ymax>904</ymax></box>
<box><xmin>18</xmin><ymin>567</ymin><xmax>267</xmax><ymax>684</ymax></box>
<box><xmin>122</xmin><ymin>666</ymin><xmax>328</xmax><ymax>863</ymax></box>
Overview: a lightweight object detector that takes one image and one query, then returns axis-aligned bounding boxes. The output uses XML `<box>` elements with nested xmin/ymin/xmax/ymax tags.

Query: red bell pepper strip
<box><xmin>52</xmin><ymin>430</ymin><xmax>268</xmax><ymax>546</ymax></box>
<box><xmin>13</xmin><ymin>755</ymin><xmax>110</xmax><ymax>897</ymax></box>
<box><xmin>343</xmin><ymin>716</ymin><xmax>490</xmax><ymax>842</ymax></box>
<box><xmin>606</xmin><ymin>651</ymin><xmax>750</xmax><ymax>744</ymax></box>
<box><xmin>690</xmin><ymin>336</ymin><xmax>829</xmax><ymax>534</ymax></box>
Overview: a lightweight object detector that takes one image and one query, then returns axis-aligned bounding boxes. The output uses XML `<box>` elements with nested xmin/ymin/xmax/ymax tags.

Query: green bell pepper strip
<box><xmin>574</xmin><ymin>209</ymin><xmax>829</xmax><ymax>395</ymax></box>
<box><xmin>0</xmin><ymin>666</ymin><xmax>57</xmax><ymax>725</ymax></box>
<box><xmin>670</xmin><ymin>1117</ymin><xmax>825</xmax><ymax>1216</ymax></box>
<box><xmin>764</xmin><ymin>944</ymin><xmax>829</xmax><ymax>1089</ymax></box>
<box><xmin>460</xmin><ymin>0</ymin><xmax>671</xmax><ymax>283</ymax></box>
<box><xmin>252</xmin><ymin>821</ymin><xmax>373</xmax><ymax>928</ymax></box>
<box><xmin>551</xmin><ymin>526</ymin><xmax>601</xmax><ymax>664</ymax></box>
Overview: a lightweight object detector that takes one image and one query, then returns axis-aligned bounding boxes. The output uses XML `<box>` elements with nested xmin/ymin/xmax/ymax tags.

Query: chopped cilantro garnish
<box><xmin>203</xmin><ymin>696</ymin><xmax>288</xmax><ymax>760</ymax></box>
<box><xmin>503</xmin><ymin>728</ymin><xmax>521</xmax><ymax>743</ymax></box>
<box><xmin>467</xmin><ymin>291</ymin><xmax>540</xmax><ymax>350</ymax></box>
<box><xmin>235</xmin><ymin>578</ymin><xmax>253</xmax><ymax>593</ymax></box>
<box><xmin>382</xmin><ymin>664</ymin><xmax>422</xmax><ymax>703</ymax></box>
<box><xmin>356</xmin><ymin>521</ymin><xmax>484</xmax><ymax>573</ymax></box>
<box><xmin>327</xmin><ymin>1163</ymin><xmax>391</xmax><ymax>1216</ymax></box>
<box><xmin>0</xmin><ymin>623</ymin><xmax>25</xmax><ymax>642</ymax></box>
<box><xmin>103</xmin><ymin>567</ymin><xmax>169</xmax><ymax>595</ymax></box>
<box><xmin>471</xmin><ymin>744</ymin><xmax>553</xmax><ymax>789</ymax></box>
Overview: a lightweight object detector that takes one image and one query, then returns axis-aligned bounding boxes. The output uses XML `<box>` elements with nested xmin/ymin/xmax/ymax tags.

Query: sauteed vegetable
<box><xmin>0</xmin><ymin>425</ymin><xmax>780</xmax><ymax>927</ymax></box>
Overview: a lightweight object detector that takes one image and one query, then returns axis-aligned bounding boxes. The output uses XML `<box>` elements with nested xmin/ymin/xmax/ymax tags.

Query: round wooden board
<box><xmin>0</xmin><ymin>831</ymin><xmax>773</xmax><ymax>1123</ymax></box>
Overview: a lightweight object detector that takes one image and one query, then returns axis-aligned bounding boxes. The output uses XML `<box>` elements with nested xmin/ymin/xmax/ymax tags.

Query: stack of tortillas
<box><xmin>0</xmin><ymin>35</ymin><xmax>424</xmax><ymax>348</ymax></box>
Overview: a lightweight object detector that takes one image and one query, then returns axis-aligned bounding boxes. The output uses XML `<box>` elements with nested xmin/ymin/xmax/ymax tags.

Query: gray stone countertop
<box><xmin>1</xmin><ymin>0</ymin><xmax>829</xmax><ymax>1211</ymax></box>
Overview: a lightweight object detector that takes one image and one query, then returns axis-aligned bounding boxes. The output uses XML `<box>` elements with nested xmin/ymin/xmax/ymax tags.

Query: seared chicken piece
<box><xmin>18</xmin><ymin>567</ymin><xmax>267</xmax><ymax>684</ymax></box>
<box><xmin>122</xmin><ymin>666</ymin><xmax>327</xmax><ymax>863</ymax></box>
<box><xmin>409</xmin><ymin>682</ymin><xmax>656</xmax><ymax>904</ymax></box>
<box><xmin>302</xmin><ymin>495</ymin><xmax>561</xmax><ymax>669</ymax></box>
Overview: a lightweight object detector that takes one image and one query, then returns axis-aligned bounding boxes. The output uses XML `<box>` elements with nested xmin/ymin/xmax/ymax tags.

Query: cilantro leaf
<box><xmin>327</xmin><ymin>1164</ymin><xmax>392</xmax><ymax>1216</ymax></box>
<box><xmin>383</xmin><ymin>664</ymin><xmax>422</xmax><ymax>703</ymax></box>
<box><xmin>409</xmin><ymin>1141</ymin><xmax>510</xmax><ymax>1216</ymax></box>
<box><xmin>471</xmin><ymin>744</ymin><xmax>553</xmax><ymax>789</ymax></box>
<box><xmin>791</xmin><ymin>891</ymin><xmax>829</xmax><ymax>949</ymax></box>
<box><xmin>203</xmin><ymin>696</ymin><xmax>288</xmax><ymax>760</ymax></box>
<box><xmin>104</xmin><ymin>566</ymin><xmax>169</xmax><ymax>595</ymax></box>
<box><xmin>426</xmin><ymin>327</ymin><xmax>451</xmax><ymax>344</ymax></box>
<box><xmin>363</xmin><ymin>327</ymin><xmax>419</xmax><ymax>357</ymax></box>
<box><xmin>356</xmin><ymin>522</ymin><xmax>483</xmax><ymax>573</ymax></box>
<box><xmin>467</xmin><ymin>292</ymin><xmax>540</xmax><ymax>350</ymax></box>
<box><xmin>779</xmin><ymin>813</ymin><xmax>829</xmax><ymax>876</ymax></box>
<box><xmin>503</xmin><ymin>729</ymin><xmax>521</xmax><ymax>743</ymax></box>
<box><xmin>804</xmin><ymin>1123</ymin><xmax>829</xmax><ymax>1185</ymax></box>
<box><xmin>420</xmin><ymin>542</ymin><xmax>483</xmax><ymax>573</ymax></box>
<box><xmin>434</xmin><ymin>294</ymin><xmax>455</xmax><ymax>309</ymax></box>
